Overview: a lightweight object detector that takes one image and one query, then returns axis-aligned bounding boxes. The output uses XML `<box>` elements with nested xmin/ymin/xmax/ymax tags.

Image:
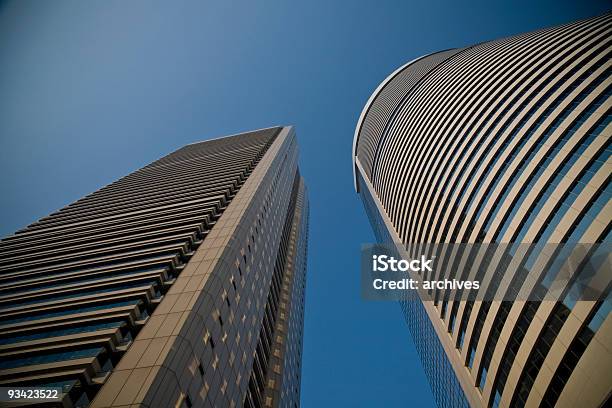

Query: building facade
<box><xmin>353</xmin><ymin>14</ymin><xmax>611</xmax><ymax>408</ymax></box>
<box><xmin>0</xmin><ymin>126</ymin><xmax>309</xmax><ymax>408</ymax></box>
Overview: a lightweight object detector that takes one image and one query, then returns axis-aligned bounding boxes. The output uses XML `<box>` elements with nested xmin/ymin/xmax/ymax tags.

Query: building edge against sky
<box><xmin>354</xmin><ymin>13</ymin><xmax>611</xmax><ymax>408</ymax></box>
<box><xmin>0</xmin><ymin>126</ymin><xmax>309</xmax><ymax>408</ymax></box>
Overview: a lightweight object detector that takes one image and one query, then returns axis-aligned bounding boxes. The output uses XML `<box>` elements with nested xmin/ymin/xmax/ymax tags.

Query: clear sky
<box><xmin>0</xmin><ymin>1</ymin><xmax>609</xmax><ymax>406</ymax></box>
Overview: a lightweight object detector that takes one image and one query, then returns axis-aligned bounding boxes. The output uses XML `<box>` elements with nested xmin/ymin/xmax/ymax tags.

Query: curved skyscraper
<box><xmin>354</xmin><ymin>13</ymin><xmax>611</xmax><ymax>408</ymax></box>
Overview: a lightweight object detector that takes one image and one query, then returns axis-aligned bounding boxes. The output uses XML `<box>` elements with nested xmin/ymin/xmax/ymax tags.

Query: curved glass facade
<box><xmin>354</xmin><ymin>13</ymin><xmax>611</xmax><ymax>408</ymax></box>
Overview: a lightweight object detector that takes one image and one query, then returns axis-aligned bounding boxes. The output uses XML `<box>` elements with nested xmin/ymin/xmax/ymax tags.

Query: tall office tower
<box><xmin>353</xmin><ymin>13</ymin><xmax>611</xmax><ymax>408</ymax></box>
<box><xmin>0</xmin><ymin>126</ymin><xmax>309</xmax><ymax>408</ymax></box>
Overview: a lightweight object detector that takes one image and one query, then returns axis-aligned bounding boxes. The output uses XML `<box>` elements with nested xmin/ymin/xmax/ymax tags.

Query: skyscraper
<box><xmin>353</xmin><ymin>13</ymin><xmax>610</xmax><ymax>408</ymax></box>
<box><xmin>0</xmin><ymin>126</ymin><xmax>309</xmax><ymax>408</ymax></box>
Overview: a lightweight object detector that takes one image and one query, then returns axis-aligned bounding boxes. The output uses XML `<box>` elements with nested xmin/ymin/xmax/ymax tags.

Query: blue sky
<box><xmin>0</xmin><ymin>1</ymin><xmax>609</xmax><ymax>406</ymax></box>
